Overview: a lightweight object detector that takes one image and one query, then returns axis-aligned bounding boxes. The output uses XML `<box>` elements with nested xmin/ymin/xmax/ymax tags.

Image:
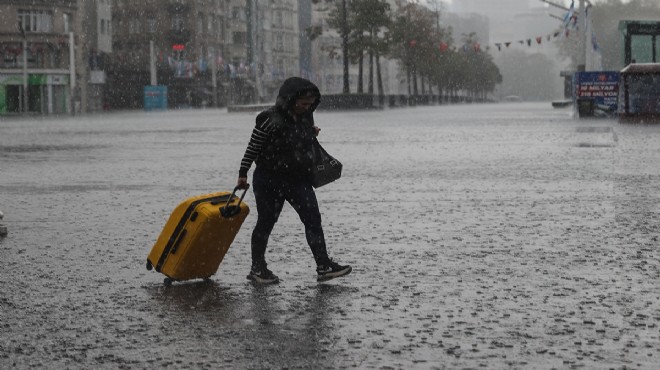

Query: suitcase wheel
<box><xmin>164</xmin><ymin>277</ymin><xmax>173</xmax><ymax>286</ymax></box>
<box><xmin>146</xmin><ymin>260</ymin><xmax>153</xmax><ymax>271</ymax></box>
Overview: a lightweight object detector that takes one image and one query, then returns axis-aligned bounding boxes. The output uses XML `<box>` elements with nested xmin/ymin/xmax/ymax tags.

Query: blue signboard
<box><xmin>144</xmin><ymin>86</ymin><xmax>168</xmax><ymax>111</ymax></box>
<box><xmin>573</xmin><ymin>71</ymin><xmax>619</xmax><ymax>117</ymax></box>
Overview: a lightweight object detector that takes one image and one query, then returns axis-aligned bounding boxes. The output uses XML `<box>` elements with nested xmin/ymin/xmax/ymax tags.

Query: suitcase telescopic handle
<box><xmin>221</xmin><ymin>185</ymin><xmax>249</xmax><ymax>218</ymax></box>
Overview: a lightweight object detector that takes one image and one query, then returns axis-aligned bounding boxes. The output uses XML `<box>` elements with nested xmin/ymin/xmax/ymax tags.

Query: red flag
<box><xmin>536</xmin><ymin>37</ymin><xmax>542</xmax><ymax>45</ymax></box>
<box><xmin>409</xmin><ymin>40</ymin><xmax>417</xmax><ymax>47</ymax></box>
<box><xmin>439</xmin><ymin>42</ymin><xmax>448</xmax><ymax>52</ymax></box>
<box><xmin>473</xmin><ymin>43</ymin><xmax>481</xmax><ymax>52</ymax></box>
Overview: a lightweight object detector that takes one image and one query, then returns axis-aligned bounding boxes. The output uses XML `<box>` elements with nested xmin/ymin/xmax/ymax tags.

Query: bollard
<box><xmin>0</xmin><ymin>210</ymin><xmax>6</xmax><ymax>237</ymax></box>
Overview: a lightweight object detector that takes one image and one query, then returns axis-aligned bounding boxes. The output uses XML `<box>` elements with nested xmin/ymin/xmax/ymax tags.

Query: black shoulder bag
<box><xmin>310</xmin><ymin>138</ymin><xmax>342</xmax><ymax>188</ymax></box>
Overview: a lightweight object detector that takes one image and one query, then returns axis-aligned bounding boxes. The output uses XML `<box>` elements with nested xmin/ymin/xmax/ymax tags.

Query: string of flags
<box><xmin>488</xmin><ymin>0</ymin><xmax>600</xmax><ymax>54</ymax></box>
<box><xmin>493</xmin><ymin>31</ymin><xmax>563</xmax><ymax>52</ymax></box>
<box><xmin>415</xmin><ymin>1</ymin><xmax>599</xmax><ymax>56</ymax></box>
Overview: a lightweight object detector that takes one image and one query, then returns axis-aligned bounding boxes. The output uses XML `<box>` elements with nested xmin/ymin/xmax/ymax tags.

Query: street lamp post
<box><xmin>210</xmin><ymin>46</ymin><xmax>218</xmax><ymax>107</ymax></box>
<box><xmin>19</xmin><ymin>24</ymin><xmax>28</xmax><ymax>114</ymax></box>
<box><xmin>252</xmin><ymin>0</ymin><xmax>261</xmax><ymax>103</ymax></box>
<box><xmin>69</xmin><ymin>32</ymin><xmax>76</xmax><ymax>115</ymax></box>
<box><xmin>341</xmin><ymin>0</ymin><xmax>350</xmax><ymax>94</ymax></box>
<box><xmin>577</xmin><ymin>0</ymin><xmax>586</xmax><ymax>71</ymax></box>
<box><xmin>150</xmin><ymin>40</ymin><xmax>157</xmax><ymax>86</ymax></box>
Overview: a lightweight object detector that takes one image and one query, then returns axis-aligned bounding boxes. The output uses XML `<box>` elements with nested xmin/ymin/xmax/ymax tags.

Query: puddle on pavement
<box><xmin>576</xmin><ymin>127</ymin><xmax>612</xmax><ymax>133</ymax></box>
<box><xmin>574</xmin><ymin>143</ymin><xmax>615</xmax><ymax>148</ymax></box>
<box><xmin>0</xmin><ymin>144</ymin><xmax>105</xmax><ymax>153</ymax></box>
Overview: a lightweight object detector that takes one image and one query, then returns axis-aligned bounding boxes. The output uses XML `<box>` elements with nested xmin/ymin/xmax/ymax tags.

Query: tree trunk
<box><xmin>376</xmin><ymin>51</ymin><xmax>384</xmax><ymax>106</ymax></box>
<box><xmin>406</xmin><ymin>60</ymin><xmax>411</xmax><ymax>96</ymax></box>
<box><xmin>368</xmin><ymin>29</ymin><xmax>374</xmax><ymax>95</ymax></box>
<box><xmin>412</xmin><ymin>62</ymin><xmax>418</xmax><ymax>97</ymax></box>
<box><xmin>368</xmin><ymin>50</ymin><xmax>374</xmax><ymax>94</ymax></box>
<box><xmin>437</xmin><ymin>82</ymin><xmax>442</xmax><ymax>104</ymax></box>
<box><xmin>358</xmin><ymin>51</ymin><xmax>364</xmax><ymax>93</ymax></box>
<box><xmin>421</xmin><ymin>75</ymin><xmax>426</xmax><ymax>95</ymax></box>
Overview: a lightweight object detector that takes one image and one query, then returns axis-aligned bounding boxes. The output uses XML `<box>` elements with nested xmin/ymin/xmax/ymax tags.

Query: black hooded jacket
<box><xmin>239</xmin><ymin>77</ymin><xmax>321</xmax><ymax>180</ymax></box>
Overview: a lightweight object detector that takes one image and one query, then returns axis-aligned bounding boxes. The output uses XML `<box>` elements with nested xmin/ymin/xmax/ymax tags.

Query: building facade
<box><xmin>0</xmin><ymin>0</ymin><xmax>77</xmax><ymax>114</ymax></box>
<box><xmin>108</xmin><ymin>0</ymin><xmax>250</xmax><ymax>108</ymax></box>
<box><xmin>0</xmin><ymin>0</ymin><xmax>320</xmax><ymax>113</ymax></box>
<box><xmin>247</xmin><ymin>0</ymin><xmax>301</xmax><ymax>102</ymax></box>
<box><xmin>78</xmin><ymin>0</ymin><xmax>112</xmax><ymax>112</ymax></box>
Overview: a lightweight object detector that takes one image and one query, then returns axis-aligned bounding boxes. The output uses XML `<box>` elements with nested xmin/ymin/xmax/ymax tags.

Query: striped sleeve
<box><xmin>239</xmin><ymin>117</ymin><xmax>274</xmax><ymax>177</ymax></box>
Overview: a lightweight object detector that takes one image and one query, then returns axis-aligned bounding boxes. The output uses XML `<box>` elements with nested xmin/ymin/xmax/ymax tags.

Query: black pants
<box><xmin>251</xmin><ymin>166</ymin><xmax>329</xmax><ymax>266</ymax></box>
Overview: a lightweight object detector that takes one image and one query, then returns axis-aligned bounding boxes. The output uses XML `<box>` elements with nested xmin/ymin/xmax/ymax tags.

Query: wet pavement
<box><xmin>0</xmin><ymin>103</ymin><xmax>659</xmax><ymax>369</ymax></box>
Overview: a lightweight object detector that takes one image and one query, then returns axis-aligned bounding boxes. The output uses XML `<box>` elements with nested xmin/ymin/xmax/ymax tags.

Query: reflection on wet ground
<box><xmin>1</xmin><ymin>104</ymin><xmax>659</xmax><ymax>368</ymax></box>
<box><xmin>0</xmin><ymin>144</ymin><xmax>107</xmax><ymax>153</ymax></box>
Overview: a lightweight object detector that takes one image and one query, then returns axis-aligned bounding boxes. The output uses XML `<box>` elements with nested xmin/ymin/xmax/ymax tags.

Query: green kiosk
<box><xmin>618</xmin><ymin>21</ymin><xmax>660</xmax><ymax>122</ymax></box>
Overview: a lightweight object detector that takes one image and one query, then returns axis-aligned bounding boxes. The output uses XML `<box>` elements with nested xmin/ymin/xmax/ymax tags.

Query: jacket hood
<box><xmin>275</xmin><ymin>77</ymin><xmax>321</xmax><ymax>113</ymax></box>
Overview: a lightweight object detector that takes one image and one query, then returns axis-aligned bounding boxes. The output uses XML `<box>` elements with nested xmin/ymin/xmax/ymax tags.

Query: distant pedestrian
<box><xmin>237</xmin><ymin>77</ymin><xmax>351</xmax><ymax>284</ymax></box>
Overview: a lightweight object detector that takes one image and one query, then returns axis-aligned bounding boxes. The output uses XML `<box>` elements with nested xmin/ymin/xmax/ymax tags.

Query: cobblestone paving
<box><xmin>0</xmin><ymin>103</ymin><xmax>658</xmax><ymax>369</ymax></box>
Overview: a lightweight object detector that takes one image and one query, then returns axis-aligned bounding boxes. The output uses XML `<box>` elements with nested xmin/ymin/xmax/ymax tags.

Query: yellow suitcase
<box><xmin>146</xmin><ymin>187</ymin><xmax>249</xmax><ymax>284</ymax></box>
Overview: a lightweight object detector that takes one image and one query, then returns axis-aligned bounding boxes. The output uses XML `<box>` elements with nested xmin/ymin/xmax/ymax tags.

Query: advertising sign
<box><xmin>144</xmin><ymin>85</ymin><xmax>167</xmax><ymax>111</ymax></box>
<box><xmin>573</xmin><ymin>71</ymin><xmax>619</xmax><ymax>117</ymax></box>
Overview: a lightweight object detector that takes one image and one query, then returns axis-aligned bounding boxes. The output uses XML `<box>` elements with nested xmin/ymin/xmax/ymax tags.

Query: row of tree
<box><xmin>311</xmin><ymin>0</ymin><xmax>502</xmax><ymax>100</ymax></box>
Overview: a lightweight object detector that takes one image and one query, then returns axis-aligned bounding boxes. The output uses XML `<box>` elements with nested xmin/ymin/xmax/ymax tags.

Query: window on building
<box><xmin>232</xmin><ymin>7</ymin><xmax>245</xmax><ymax>21</ymax></box>
<box><xmin>197</xmin><ymin>13</ymin><xmax>203</xmax><ymax>34</ymax></box>
<box><xmin>207</xmin><ymin>15</ymin><xmax>213</xmax><ymax>33</ymax></box>
<box><xmin>63</xmin><ymin>13</ymin><xmax>71</xmax><ymax>33</ymax></box>
<box><xmin>275</xmin><ymin>11</ymin><xmax>282</xmax><ymax>28</ymax></box>
<box><xmin>100</xmin><ymin>19</ymin><xmax>106</xmax><ymax>34</ymax></box>
<box><xmin>147</xmin><ymin>17</ymin><xmax>157</xmax><ymax>33</ymax></box>
<box><xmin>233</xmin><ymin>32</ymin><xmax>245</xmax><ymax>45</ymax></box>
<box><xmin>129</xmin><ymin>18</ymin><xmax>141</xmax><ymax>34</ymax></box>
<box><xmin>217</xmin><ymin>17</ymin><xmax>224</xmax><ymax>39</ymax></box>
<box><xmin>172</xmin><ymin>15</ymin><xmax>184</xmax><ymax>32</ymax></box>
<box><xmin>113</xmin><ymin>18</ymin><xmax>121</xmax><ymax>36</ymax></box>
<box><xmin>276</xmin><ymin>34</ymin><xmax>283</xmax><ymax>50</ymax></box>
<box><xmin>18</xmin><ymin>10</ymin><xmax>54</xmax><ymax>33</ymax></box>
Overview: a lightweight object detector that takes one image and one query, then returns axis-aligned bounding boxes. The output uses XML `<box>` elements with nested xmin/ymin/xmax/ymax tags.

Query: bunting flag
<box><xmin>490</xmin><ymin>29</ymin><xmax>565</xmax><ymax>52</ymax></box>
<box><xmin>439</xmin><ymin>42</ymin><xmax>449</xmax><ymax>52</ymax></box>
<box><xmin>473</xmin><ymin>43</ymin><xmax>481</xmax><ymax>52</ymax></box>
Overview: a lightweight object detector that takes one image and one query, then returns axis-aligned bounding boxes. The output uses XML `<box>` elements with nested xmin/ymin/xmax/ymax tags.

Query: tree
<box><xmin>389</xmin><ymin>2</ymin><xmax>439</xmax><ymax>97</ymax></box>
<box><xmin>324</xmin><ymin>0</ymin><xmax>391</xmax><ymax>94</ymax></box>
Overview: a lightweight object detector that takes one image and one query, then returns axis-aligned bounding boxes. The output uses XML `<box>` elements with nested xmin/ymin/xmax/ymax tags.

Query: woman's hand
<box><xmin>237</xmin><ymin>177</ymin><xmax>249</xmax><ymax>189</ymax></box>
<box><xmin>313</xmin><ymin>126</ymin><xmax>321</xmax><ymax>137</ymax></box>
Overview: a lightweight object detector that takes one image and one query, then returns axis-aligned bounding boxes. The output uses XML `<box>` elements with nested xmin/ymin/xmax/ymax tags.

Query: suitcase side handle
<box><xmin>221</xmin><ymin>185</ymin><xmax>249</xmax><ymax>218</ymax></box>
